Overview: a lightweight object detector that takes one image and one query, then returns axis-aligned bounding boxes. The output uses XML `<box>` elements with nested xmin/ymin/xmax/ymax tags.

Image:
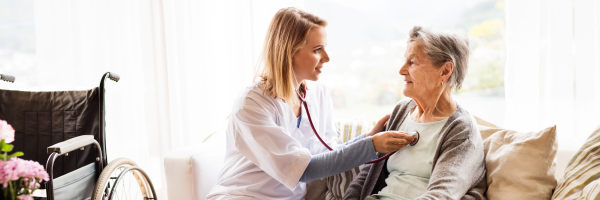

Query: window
<box><xmin>0</xmin><ymin>0</ymin><xmax>37</xmax><ymax>89</ymax></box>
<box><xmin>305</xmin><ymin>0</ymin><xmax>506</xmax><ymax>125</ymax></box>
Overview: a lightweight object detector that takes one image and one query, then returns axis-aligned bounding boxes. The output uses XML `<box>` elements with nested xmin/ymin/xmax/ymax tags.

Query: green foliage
<box><xmin>460</xmin><ymin>58</ymin><xmax>505</xmax><ymax>92</ymax></box>
<box><xmin>0</xmin><ymin>139</ymin><xmax>12</xmax><ymax>151</ymax></box>
<box><xmin>456</xmin><ymin>0</ymin><xmax>506</xmax><ymax>94</ymax></box>
<box><xmin>455</xmin><ymin>0</ymin><xmax>505</xmax><ymax>31</ymax></box>
<box><xmin>469</xmin><ymin>19</ymin><xmax>505</xmax><ymax>42</ymax></box>
<box><xmin>0</xmin><ymin>139</ymin><xmax>24</xmax><ymax>161</ymax></box>
<box><xmin>0</xmin><ymin>151</ymin><xmax>23</xmax><ymax>160</ymax></box>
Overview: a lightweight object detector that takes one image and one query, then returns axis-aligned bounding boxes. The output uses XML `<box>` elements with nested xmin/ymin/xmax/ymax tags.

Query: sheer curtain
<box><xmin>504</xmin><ymin>0</ymin><xmax>600</xmax><ymax>148</ymax></box>
<box><xmin>33</xmin><ymin>0</ymin><xmax>302</xmax><ymax>198</ymax></box>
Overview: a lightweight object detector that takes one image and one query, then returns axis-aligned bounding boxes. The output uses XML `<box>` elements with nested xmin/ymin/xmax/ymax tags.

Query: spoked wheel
<box><xmin>92</xmin><ymin>158</ymin><xmax>157</xmax><ymax>200</ymax></box>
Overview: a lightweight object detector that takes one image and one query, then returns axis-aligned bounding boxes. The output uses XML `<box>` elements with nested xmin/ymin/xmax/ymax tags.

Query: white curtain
<box><xmin>33</xmin><ymin>0</ymin><xmax>303</xmax><ymax>198</ymax></box>
<box><xmin>504</xmin><ymin>0</ymin><xmax>600</xmax><ymax>147</ymax></box>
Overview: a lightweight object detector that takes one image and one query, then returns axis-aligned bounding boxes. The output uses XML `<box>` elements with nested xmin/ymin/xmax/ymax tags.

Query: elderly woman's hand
<box><xmin>371</xmin><ymin>131</ymin><xmax>413</xmax><ymax>153</ymax></box>
<box><xmin>366</xmin><ymin>114</ymin><xmax>391</xmax><ymax>137</ymax></box>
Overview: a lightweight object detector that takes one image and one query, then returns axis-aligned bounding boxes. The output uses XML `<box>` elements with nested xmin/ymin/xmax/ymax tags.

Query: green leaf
<box><xmin>0</xmin><ymin>139</ymin><xmax>6</xmax><ymax>152</ymax></box>
<box><xmin>1</xmin><ymin>143</ymin><xmax>13</xmax><ymax>152</ymax></box>
<box><xmin>6</xmin><ymin>151</ymin><xmax>23</xmax><ymax>159</ymax></box>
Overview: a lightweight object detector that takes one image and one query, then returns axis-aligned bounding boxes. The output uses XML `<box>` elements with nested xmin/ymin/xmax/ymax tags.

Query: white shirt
<box><xmin>376</xmin><ymin>114</ymin><xmax>448</xmax><ymax>200</ymax></box>
<box><xmin>207</xmin><ymin>81</ymin><xmax>338</xmax><ymax>200</ymax></box>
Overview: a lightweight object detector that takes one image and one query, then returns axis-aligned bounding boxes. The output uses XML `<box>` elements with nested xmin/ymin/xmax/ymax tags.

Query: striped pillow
<box><xmin>325</xmin><ymin>119</ymin><xmax>376</xmax><ymax>200</ymax></box>
<box><xmin>552</xmin><ymin>125</ymin><xmax>600</xmax><ymax>199</ymax></box>
<box><xmin>574</xmin><ymin>180</ymin><xmax>600</xmax><ymax>200</ymax></box>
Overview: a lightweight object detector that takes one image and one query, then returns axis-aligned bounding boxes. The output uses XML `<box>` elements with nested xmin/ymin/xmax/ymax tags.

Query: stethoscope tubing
<box><xmin>298</xmin><ymin>84</ymin><xmax>334</xmax><ymax>151</ymax></box>
<box><xmin>302</xmin><ymin>99</ymin><xmax>333</xmax><ymax>151</ymax></box>
<box><xmin>296</xmin><ymin>84</ymin><xmax>419</xmax><ymax>164</ymax></box>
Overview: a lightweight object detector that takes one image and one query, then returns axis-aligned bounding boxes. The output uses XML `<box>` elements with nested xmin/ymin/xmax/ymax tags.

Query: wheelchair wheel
<box><xmin>92</xmin><ymin>158</ymin><xmax>157</xmax><ymax>200</ymax></box>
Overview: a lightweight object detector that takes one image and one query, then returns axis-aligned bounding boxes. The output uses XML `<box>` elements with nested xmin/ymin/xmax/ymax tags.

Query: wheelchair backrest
<box><xmin>0</xmin><ymin>88</ymin><xmax>101</xmax><ymax>188</ymax></box>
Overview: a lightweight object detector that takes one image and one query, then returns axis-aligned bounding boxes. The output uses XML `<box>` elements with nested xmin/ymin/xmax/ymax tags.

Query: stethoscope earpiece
<box><xmin>409</xmin><ymin>131</ymin><xmax>420</xmax><ymax>146</ymax></box>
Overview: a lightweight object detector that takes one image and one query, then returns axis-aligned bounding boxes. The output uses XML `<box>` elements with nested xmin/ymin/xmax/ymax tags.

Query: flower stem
<box><xmin>8</xmin><ymin>181</ymin><xmax>15</xmax><ymax>200</ymax></box>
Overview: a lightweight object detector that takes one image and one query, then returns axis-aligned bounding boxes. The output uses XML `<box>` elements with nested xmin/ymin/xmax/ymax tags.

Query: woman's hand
<box><xmin>370</xmin><ymin>131</ymin><xmax>413</xmax><ymax>153</ymax></box>
<box><xmin>366</xmin><ymin>114</ymin><xmax>391</xmax><ymax>137</ymax></box>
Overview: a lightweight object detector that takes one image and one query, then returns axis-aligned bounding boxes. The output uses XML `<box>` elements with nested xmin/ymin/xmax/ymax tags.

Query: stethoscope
<box><xmin>296</xmin><ymin>84</ymin><xmax>420</xmax><ymax>164</ymax></box>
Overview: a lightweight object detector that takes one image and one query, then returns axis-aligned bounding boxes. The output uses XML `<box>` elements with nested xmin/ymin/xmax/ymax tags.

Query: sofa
<box><xmin>164</xmin><ymin>117</ymin><xmax>594</xmax><ymax>200</ymax></box>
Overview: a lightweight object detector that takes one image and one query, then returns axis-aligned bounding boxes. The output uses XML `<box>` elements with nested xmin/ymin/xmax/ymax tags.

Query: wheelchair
<box><xmin>0</xmin><ymin>73</ymin><xmax>156</xmax><ymax>200</ymax></box>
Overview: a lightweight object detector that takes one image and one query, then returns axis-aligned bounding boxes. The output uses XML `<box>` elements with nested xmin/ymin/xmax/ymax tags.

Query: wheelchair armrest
<box><xmin>47</xmin><ymin>135</ymin><xmax>97</xmax><ymax>155</ymax></box>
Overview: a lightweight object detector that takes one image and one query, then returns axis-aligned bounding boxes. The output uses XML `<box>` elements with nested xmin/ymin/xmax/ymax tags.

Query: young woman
<box><xmin>206</xmin><ymin>7</ymin><xmax>414</xmax><ymax>200</ymax></box>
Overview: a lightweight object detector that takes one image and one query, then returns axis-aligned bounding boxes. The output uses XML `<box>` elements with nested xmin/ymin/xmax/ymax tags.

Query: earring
<box><xmin>441</xmin><ymin>82</ymin><xmax>444</xmax><ymax>86</ymax></box>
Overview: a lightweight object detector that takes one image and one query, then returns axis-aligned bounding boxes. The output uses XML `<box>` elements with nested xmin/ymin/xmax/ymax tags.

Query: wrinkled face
<box><xmin>400</xmin><ymin>41</ymin><xmax>444</xmax><ymax>99</ymax></box>
<box><xmin>292</xmin><ymin>26</ymin><xmax>330</xmax><ymax>82</ymax></box>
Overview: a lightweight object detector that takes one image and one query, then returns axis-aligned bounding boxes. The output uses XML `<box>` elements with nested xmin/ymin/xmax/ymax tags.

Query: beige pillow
<box><xmin>473</xmin><ymin>115</ymin><xmax>501</xmax><ymax>130</ymax></box>
<box><xmin>476</xmin><ymin>117</ymin><xmax>558</xmax><ymax>200</ymax></box>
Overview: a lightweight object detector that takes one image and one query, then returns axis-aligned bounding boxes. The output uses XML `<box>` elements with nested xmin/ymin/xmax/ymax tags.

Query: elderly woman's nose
<box><xmin>399</xmin><ymin>63</ymin><xmax>409</xmax><ymax>75</ymax></box>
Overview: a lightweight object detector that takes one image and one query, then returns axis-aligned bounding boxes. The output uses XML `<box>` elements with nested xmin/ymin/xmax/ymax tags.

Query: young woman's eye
<box><xmin>314</xmin><ymin>48</ymin><xmax>321</xmax><ymax>53</ymax></box>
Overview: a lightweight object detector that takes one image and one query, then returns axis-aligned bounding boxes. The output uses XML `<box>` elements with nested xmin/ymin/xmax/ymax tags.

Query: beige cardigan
<box><xmin>343</xmin><ymin>99</ymin><xmax>488</xmax><ymax>200</ymax></box>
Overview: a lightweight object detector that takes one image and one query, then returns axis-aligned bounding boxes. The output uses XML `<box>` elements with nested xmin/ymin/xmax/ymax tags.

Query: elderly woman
<box><xmin>343</xmin><ymin>26</ymin><xmax>487</xmax><ymax>200</ymax></box>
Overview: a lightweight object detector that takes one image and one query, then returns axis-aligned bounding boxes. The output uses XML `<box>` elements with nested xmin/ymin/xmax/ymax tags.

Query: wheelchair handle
<box><xmin>107</xmin><ymin>72</ymin><xmax>120</xmax><ymax>82</ymax></box>
<box><xmin>98</xmin><ymin>72</ymin><xmax>120</xmax><ymax>167</ymax></box>
<box><xmin>0</xmin><ymin>74</ymin><xmax>15</xmax><ymax>83</ymax></box>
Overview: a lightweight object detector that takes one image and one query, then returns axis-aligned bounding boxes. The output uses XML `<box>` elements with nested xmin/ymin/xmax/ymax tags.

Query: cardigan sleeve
<box><xmin>343</xmin><ymin>163</ymin><xmax>372</xmax><ymax>200</ymax></box>
<box><xmin>415</xmin><ymin>137</ymin><xmax>487</xmax><ymax>200</ymax></box>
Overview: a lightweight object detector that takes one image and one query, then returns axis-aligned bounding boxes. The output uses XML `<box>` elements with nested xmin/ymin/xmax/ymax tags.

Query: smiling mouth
<box><xmin>316</xmin><ymin>67</ymin><xmax>322</xmax><ymax>73</ymax></box>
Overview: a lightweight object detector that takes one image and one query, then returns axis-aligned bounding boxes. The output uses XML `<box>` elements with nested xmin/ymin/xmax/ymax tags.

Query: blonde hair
<box><xmin>255</xmin><ymin>7</ymin><xmax>327</xmax><ymax>103</ymax></box>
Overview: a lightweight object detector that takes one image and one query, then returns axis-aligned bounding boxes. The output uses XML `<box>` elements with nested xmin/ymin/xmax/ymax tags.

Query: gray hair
<box><xmin>408</xmin><ymin>26</ymin><xmax>470</xmax><ymax>92</ymax></box>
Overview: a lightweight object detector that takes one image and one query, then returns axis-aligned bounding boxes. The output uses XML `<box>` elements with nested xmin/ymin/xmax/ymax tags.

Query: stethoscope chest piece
<box><xmin>409</xmin><ymin>131</ymin><xmax>420</xmax><ymax>146</ymax></box>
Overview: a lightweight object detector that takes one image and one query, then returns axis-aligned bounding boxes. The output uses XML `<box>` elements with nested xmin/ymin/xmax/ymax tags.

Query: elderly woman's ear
<box><xmin>440</xmin><ymin>61</ymin><xmax>454</xmax><ymax>86</ymax></box>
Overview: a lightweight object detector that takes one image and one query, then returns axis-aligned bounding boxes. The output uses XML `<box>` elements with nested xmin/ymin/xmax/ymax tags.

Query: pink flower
<box><xmin>0</xmin><ymin>120</ymin><xmax>15</xmax><ymax>144</ymax></box>
<box><xmin>18</xmin><ymin>194</ymin><xmax>33</xmax><ymax>200</ymax></box>
<box><xmin>0</xmin><ymin>158</ymin><xmax>49</xmax><ymax>188</ymax></box>
<box><xmin>0</xmin><ymin>159</ymin><xmax>18</xmax><ymax>187</ymax></box>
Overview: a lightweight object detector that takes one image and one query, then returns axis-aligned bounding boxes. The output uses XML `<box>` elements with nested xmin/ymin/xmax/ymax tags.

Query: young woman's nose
<box><xmin>322</xmin><ymin>49</ymin><xmax>330</xmax><ymax>63</ymax></box>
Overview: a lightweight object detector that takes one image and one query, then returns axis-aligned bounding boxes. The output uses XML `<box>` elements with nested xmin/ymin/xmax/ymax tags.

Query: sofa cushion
<box><xmin>306</xmin><ymin>178</ymin><xmax>328</xmax><ymax>200</ymax></box>
<box><xmin>164</xmin><ymin>135</ymin><xmax>226</xmax><ymax>200</ymax></box>
<box><xmin>324</xmin><ymin>119</ymin><xmax>375</xmax><ymax>200</ymax></box>
<box><xmin>552</xmin><ymin>125</ymin><xmax>600</xmax><ymax>200</ymax></box>
<box><xmin>476</xmin><ymin>116</ymin><xmax>558</xmax><ymax>200</ymax></box>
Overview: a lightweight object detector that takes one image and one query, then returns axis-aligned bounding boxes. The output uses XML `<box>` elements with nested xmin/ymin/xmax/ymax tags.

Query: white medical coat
<box><xmin>206</xmin><ymin>81</ymin><xmax>338</xmax><ymax>200</ymax></box>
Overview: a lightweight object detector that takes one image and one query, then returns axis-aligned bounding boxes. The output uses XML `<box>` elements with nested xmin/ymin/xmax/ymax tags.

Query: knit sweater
<box><xmin>343</xmin><ymin>99</ymin><xmax>488</xmax><ymax>200</ymax></box>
